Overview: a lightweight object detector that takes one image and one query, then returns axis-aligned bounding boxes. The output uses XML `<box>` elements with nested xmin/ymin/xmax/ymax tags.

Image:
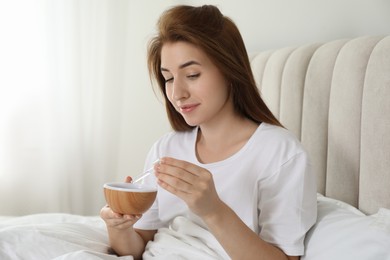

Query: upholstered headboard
<box><xmin>250</xmin><ymin>35</ymin><xmax>390</xmax><ymax>214</ymax></box>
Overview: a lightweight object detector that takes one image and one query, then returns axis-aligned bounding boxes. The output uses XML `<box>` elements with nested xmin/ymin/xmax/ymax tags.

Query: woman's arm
<box><xmin>155</xmin><ymin>157</ymin><xmax>299</xmax><ymax>260</ymax></box>
<box><xmin>101</xmin><ymin>206</ymin><xmax>157</xmax><ymax>258</ymax></box>
<box><xmin>203</xmin><ymin>201</ymin><xmax>298</xmax><ymax>260</ymax></box>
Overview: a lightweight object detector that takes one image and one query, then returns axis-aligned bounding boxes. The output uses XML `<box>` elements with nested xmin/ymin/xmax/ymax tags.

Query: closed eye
<box><xmin>187</xmin><ymin>73</ymin><xmax>200</xmax><ymax>79</ymax></box>
<box><xmin>165</xmin><ymin>77</ymin><xmax>174</xmax><ymax>83</ymax></box>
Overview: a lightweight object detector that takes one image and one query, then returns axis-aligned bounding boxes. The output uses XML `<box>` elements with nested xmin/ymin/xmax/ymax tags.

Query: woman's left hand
<box><xmin>154</xmin><ymin>157</ymin><xmax>223</xmax><ymax>219</ymax></box>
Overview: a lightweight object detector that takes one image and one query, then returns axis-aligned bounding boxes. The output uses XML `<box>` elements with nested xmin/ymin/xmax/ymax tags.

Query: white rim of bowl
<box><xmin>103</xmin><ymin>182</ymin><xmax>157</xmax><ymax>192</ymax></box>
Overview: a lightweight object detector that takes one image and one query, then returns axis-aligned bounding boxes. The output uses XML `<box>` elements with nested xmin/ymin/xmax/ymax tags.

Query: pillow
<box><xmin>302</xmin><ymin>195</ymin><xmax>390</xmax><ymax>260</ymax></box>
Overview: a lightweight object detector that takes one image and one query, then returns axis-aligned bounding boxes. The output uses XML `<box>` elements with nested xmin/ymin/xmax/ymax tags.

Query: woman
<box><xmin>101</xmin><ymin>5</ymin><xmax>317</xmax><ymax>260</ymax></box>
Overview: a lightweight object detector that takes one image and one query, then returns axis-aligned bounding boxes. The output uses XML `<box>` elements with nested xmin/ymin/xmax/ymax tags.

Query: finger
<box><xmin>111</xmin><ymin>214</ymin><xmax>142</xmax><ymax>227</ymax></box>
<box><xmin>110</xmin><ymin>218</ymin><xmax>134</xmax><ymax>228</ymax></box>
<box><xmin>102</xmin><ymin>205</ymin><xmax>125</xmax><ymax>219</ymax></box>
<box><xmin>123</xmin><ymin>214</ymin><xmax>142</xmax><ymax>220</ymax></box>
<box><xmin>107</xmin><ymin>206</ymin><xmax>141</xmax><ymax>221</ymax></box>
<box><xmin>108</xmin><ymin>209</ymin><xmax>124</xmax><ymax>219</ymax></box>
<box><xmin>160</xmin><ymin>157</ymin><xmax>200</xmax><ymax>176</ymax></box>
<box><xmin>156</xmin><ymin>163</ymin><xmax>196</xmax><ymax>191</ymax></box>
<box><xmin>158</xmin><ymin>158</ymin><xmax>199</xmax><ymax>184</ymax></box>
<box><xmin>101</xmin><ymin>205</ymin><xmax>119</xmax><ymax>218</ymax></box>
<box><xmin>156</xmin><ymin>163</ymin><xmax>196</xmax><ymax>195</ymax></box>
<box><xmin>111</xmin><ymin>220</ymin><xmax>136</xmax><ymax>229</ymax></box>
<box><xmin>157</xmin><ymin>175</ymin><xmax>192</xmax><ymax>195</ymax></box>
<box><xmin>124</xmin><ymin>176</ymin><xmax>132</xmax><ymax>183</ymax></box>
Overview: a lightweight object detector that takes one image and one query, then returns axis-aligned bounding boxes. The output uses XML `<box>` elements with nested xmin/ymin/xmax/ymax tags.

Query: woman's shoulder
<box><xmin>249</xmin><ymin>123</ymin><xmax>311</xmax><ymax>179</ymax></box>
<box><xmin>259</xmin><ymin>123</ymin><xmax>299</xmax><ymax>140</ymax></box>
<box><xmin>253</xmin><ymin>123</ymin><xmax>306</xmax><ymax>154</ymax></box>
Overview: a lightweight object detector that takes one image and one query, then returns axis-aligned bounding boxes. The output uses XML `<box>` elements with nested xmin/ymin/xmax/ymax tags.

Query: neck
<box><xmin>195</xmin><ymin>115</ymin><xmax>258</xmax><ymax>164</ymax></box>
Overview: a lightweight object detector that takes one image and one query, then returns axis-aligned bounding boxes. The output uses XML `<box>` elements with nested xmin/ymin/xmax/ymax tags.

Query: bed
<box><xmin>1</xmin><ymin>35</ymin><xmax>389</xmax><ymax>259</ymax></box>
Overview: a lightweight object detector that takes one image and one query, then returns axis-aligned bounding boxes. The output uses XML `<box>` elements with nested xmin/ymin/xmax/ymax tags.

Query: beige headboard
<box><xmin>250</xmin><ymin>35</ymin><xmax>390</xmax><ymax>214</ymax></box>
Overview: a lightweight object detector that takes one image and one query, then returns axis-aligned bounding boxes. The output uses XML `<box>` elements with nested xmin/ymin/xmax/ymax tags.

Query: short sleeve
<box><xmin>257</xmin><ymin>151</ymin><xmax>317</xmax><ymax>256</ymax></box>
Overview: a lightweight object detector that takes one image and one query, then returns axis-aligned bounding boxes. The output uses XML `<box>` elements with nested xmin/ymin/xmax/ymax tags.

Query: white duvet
<box><xmin>0</xmin><ymin>214</ymin><xmax>226</xmax><ymax>260</ymax></box>
<box><xmin>143</xmin><ymin>216</ymin><xmax>228</xmax><ymax>260</ymax></box>
<box><xmin>4</xmin><ymin>196</ymin><xmax>389</xmax><ymax>260</ymax></box>
<box><xmin>0</xmin><ymin>213</ymin><xmax>132</xmax><ymax>260</ymax></box>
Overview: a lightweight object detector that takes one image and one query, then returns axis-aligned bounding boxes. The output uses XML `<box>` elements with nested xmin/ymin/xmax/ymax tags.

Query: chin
<box><xmin>184</xmin><ymin>121</ymin><xmax>198</xmax><ymax>127</ymax></box>
<box><xmin>183</xmin><ymin>118</ymin><xmax>200</xmax><ymax>127</ymax></box>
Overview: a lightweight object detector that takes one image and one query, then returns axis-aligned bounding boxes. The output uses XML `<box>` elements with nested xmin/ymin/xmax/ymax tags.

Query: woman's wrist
<box><xmin>202</xmin><ymin>200</ymin><xmax>230</xmax><ymax>226</ymax></box>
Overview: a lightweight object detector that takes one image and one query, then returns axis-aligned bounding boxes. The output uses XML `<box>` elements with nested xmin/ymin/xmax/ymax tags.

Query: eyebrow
<box><xmin>160</xmin><ymin>60</ymin><xmax>201</xmax><ymax>72</ymax></box>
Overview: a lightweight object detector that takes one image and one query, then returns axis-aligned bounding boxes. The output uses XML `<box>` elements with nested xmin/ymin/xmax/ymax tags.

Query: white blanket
<box><xmin>0</xmin><ymin>214</ymin><xmax>228</xmax><ymax>260</ymax></box>
<box><xmin>143</xmin><ymin>216</ymin><xmax>228</xmax><ymax>260</ymax></box>
<box><xmin>0</xmin><ymin>213</ymin><xmax>132</xmax><ymax>260</ymax></box>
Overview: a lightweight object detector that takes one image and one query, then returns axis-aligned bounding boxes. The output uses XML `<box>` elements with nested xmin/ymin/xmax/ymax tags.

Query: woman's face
<box><xmin>160</xmin><ymin>41</ymin><xmax>232</xmax><ymax>127</ymax></box>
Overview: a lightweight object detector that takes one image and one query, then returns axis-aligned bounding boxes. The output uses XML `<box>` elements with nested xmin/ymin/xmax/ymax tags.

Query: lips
<box><xmin>179</xmin><ymin>103</ymin><xmax>199</xmax><ymax>113</ymax></box>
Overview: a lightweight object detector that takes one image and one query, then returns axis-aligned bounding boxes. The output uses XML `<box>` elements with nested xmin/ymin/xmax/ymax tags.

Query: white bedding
<box><xmin>0</xmin><ymin>213</ymin><xmax>132</xmax><ymax>260</ymax></box>
<box><xmin>302</xmin><ymin>195</ymin><xmax>390</xmax><ymax>260</ymax></box>
<box><xmin>0</xmin><ymin>213</ymin><xmax>226</xmax><ymax>260</ymax></box>
<box><xmin>143</xmin><ymin>216</ymin><xmax>228</xmax><ymax>260</ymax></box>
<box><xmin>1</xmin><ymin>196</ymin><xmax>390</xmax><ymax>260</ymax></box>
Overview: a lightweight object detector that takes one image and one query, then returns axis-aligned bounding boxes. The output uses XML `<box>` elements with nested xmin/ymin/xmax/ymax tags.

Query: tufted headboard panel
<box><xmin>250</xmin><ymin>35</ymin><xmax>390</xmax><ymax>214</ymax></box>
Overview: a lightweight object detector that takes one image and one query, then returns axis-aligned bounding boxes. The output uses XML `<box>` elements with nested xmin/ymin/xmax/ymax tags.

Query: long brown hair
<box><xmin>147</xmin><ymin>5</ymin><xmax>282</xmax><ymax>131</ymax></box>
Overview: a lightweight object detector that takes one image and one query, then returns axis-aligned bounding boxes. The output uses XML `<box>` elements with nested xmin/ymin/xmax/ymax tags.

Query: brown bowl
<box><xmin>103</xmin><ymin>182</ymin><xmax>157</xmax><ymax>215</ymax></box>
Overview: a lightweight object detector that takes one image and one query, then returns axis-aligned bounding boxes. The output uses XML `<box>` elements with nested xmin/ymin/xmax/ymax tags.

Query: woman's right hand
<box><xmin>100</xmin><ymin>176</ymin><xmax>142</xmax><ymax>230</ymax></box>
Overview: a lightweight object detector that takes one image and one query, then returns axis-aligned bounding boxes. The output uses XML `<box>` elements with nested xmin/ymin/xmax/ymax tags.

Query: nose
<box><xmin>171</xmin><ymin>78</ymin><xmax>189</xmax><ymax>101</ymax></box>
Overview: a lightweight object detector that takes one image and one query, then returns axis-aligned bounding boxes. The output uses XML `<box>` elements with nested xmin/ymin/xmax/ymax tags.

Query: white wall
<box><xmin>2</xmin><ymin>0</ymin><xmax>388</xmax><ymax>215</ymax></box>
<box><xmin>123</xmin><ymin>0</ymin><xmax>390</xmax><ymax>177</ymax></box>
<box><xmin>115</xmin><ymin>1</ymin><xmax>174</xmax><ymax>180</ymax></box>
<box><xmin>182</xmin><ymin>0</ymin><xmax>390</xmax><ymax>52</ymax></box>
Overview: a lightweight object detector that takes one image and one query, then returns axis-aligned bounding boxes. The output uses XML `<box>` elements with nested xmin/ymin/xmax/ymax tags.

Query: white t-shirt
<box><xmin>134</xmin><ymin>123</ymin><xmax>317</xmax><ymax>256</ymax></box>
